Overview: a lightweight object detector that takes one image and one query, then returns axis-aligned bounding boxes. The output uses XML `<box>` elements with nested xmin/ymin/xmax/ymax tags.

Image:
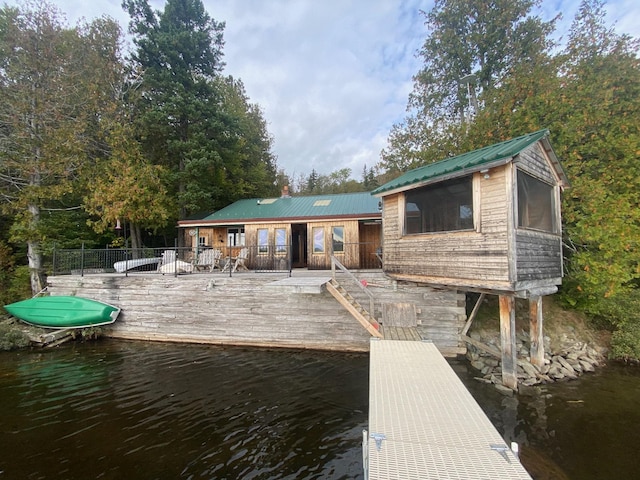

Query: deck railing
<box><xmin>51</xmin><ymin>245</ymin><xmax>293</xmax><ymax>277</ymax></box>
<box><xmin>50</xmin><ymin>242</ymin><xmax>382</xmax><ymax>277</ymax></box>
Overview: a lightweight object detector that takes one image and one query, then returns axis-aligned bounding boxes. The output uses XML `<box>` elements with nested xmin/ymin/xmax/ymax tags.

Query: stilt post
<box><xmin>499</xmin><ymin>295</ymin><xmax>518</xmax><ymax>390</ymax></box>
<box><xmin>529</xmin><ymin>295</ymin><xmax>545</xmax><ymax>368</ymax></box>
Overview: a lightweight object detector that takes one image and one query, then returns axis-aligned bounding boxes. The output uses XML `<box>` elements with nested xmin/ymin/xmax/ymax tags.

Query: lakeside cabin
<box><xmin>373</xmin><ymin>129</ymin><xmax>569</xmax><ymax>388</ymax></box>
<box><xmin>177</xmin><ymin>188</ymin><xmax>382</xmax><ymax>270</ymax></box>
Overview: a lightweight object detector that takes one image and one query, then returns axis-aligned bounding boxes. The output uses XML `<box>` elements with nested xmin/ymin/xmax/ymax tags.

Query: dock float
<box><xmin>364</xmin><ymin>339</ymin><xmax>531</xmax><ymax>479</ymax></box>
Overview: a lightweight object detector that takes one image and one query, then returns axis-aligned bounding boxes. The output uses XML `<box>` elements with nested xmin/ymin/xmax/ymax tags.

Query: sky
<box><xmin>5</xmin><ymin>0</ymin><xmax>639</xmax><ymax>181</ymax></box>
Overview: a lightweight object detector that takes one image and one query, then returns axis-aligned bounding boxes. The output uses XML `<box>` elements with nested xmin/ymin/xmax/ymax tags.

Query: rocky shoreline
<box><xmin>465</xmin><ymin>328</ymin><xmax>606</xmax><ymax>395</ymax></box>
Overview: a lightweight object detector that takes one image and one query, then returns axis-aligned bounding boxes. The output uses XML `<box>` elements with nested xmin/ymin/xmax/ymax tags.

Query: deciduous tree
<box><xmin>0</xmin><ymin>2</ymin><xmax>125</xmax><ymax>292</ymax></box>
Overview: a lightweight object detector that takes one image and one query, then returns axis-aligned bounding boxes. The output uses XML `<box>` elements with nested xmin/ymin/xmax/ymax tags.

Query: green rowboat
<box><xmin>3</xmin><ymin>296</ymin><xmax>120</xmax><ymax>329</ymax></box>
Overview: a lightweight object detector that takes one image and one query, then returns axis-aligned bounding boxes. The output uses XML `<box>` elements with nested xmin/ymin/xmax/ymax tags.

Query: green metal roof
<box><xmin>372</xmin><ymin>129</ymin><xmax>557</xmax><ymax>196</ymax></box>
<box><xmin>183</xmin><ymin>192</ymin><xmax>381</xmax><ymax>225</ymax></box>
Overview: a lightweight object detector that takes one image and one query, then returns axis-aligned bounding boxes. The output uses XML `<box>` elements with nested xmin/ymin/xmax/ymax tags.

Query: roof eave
<box><xmin>373</xmin><ymin>157</ymin><xmax>513</xmax><ymax>197</ymax></box>
<box><xmin>178</xmin><ymin>213</ymin><xmax>382</xmax><ymax>228</ymax></box>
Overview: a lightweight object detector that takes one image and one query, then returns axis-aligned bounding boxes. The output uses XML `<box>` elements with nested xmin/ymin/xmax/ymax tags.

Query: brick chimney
<box><xmin>281</xmin><ymin>185</ymin><xmax>291</xmax><ymax>198</ymax></box>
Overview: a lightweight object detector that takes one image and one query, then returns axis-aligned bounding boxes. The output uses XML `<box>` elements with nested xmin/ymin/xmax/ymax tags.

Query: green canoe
<box><xmin>3</xmin><ymin>296</ymin><xmax>120</xmax><ymax>329</ymax></box>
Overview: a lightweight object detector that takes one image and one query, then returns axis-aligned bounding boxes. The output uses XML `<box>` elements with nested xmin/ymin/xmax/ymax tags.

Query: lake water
<box><xmin>0</xmin><ymin>340</ymin><xmax>638</xmax><ymax>479</ymax></box>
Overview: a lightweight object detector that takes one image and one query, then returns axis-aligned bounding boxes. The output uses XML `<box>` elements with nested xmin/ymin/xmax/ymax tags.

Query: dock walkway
<box><xmin>365</xmin><ymin>339</ymin><xmax>531</xmax><ymax>479</ymax></box>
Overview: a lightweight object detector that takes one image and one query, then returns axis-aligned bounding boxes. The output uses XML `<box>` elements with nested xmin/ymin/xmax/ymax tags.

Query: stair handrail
<box><xmin>331</xmin><ymin>255</ymin><xmax>375</xmax><ymax>319</ymax></box>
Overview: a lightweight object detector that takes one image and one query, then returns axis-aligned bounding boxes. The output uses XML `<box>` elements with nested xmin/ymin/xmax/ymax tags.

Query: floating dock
<box><xmin>365</xmin><ymin>339</ymin><xmax>532</xmax><ymax>479</ymax></box>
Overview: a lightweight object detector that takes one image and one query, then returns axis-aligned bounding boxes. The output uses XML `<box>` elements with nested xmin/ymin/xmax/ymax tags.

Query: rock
<box><xmin>560</xmin><ymin>366</ymin><xmax>578</xmax><ymax>379</ymax></box>
<box><xmin>474</xmin><ymin>377</ymin><xmax>493</xmax><ymax>384</ymax></box>
<box><xmin>484</xmin><ymin>357</ymin><xmax>500</xmax><ymax>368</ymax></box>
<box><xmin>548</xmin><ymin>364</ymin><xmax>564</xmax><ymax>379</ymax></box>
<box><xmin>556</xmin><ymin>356</ymin><xmax>576</xmax><ymax>375</ymax></box>
<box><xmin>519</xmin><ymin>361</ymin><xmax>538</xmax><ymax>378</ymax></box>
<box><xmin>471</xmin><ymin>360</ymin><xmax>485</xmax><ymax>371</ymax></box>
<box><xmin>495</xmin><ymin>384</ymin><xmax>515</xmax><ymax>396</ymax></box>
<box><xmin>567</xmin><ymin>351</ymin><xmax>580</xmax><ymax>360</ymax></box>
<box><xmin>538</xmin><ymin>363</ymin><xmax>551</xmax><ymax>375</ymax></box>
<box><xmin>579</xmin><ymin>360</ymin><xmax>595</xmax><ymax>372</ymax></box>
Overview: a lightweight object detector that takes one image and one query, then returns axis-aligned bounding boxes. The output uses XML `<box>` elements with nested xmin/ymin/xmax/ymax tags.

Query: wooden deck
<box><xmin>365</xmin><ymin>339</ymin><xmax>532</xmax><ymax>479</ymax></box>
<box><xmin>380</xmin><ymin>326</ymin><xmax>422</xmax><ymax>341</ymax></box>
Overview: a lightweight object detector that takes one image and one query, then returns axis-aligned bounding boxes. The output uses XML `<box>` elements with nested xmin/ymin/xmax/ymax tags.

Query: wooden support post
<box><xmin>499</xmin><ymin>295</ymin><xmax>518</xmax><ymax>390</ymax></box>
<box><xmin>460</xmin><ymin>293</ymin><xmax>485</xmax><ymax>336</ymax></box>
<box><xmin>529</xmin><ymin>295</ymin><xmax>545</xmax><ymax>368</ymax></box>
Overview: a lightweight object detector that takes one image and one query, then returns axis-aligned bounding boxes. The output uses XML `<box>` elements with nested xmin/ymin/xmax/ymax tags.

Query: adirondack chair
<box><xmin>222</xmin><ymin>248</ymin><xmax>249</xmax><ymax>273</ymax></box>
<box><xmin>232</xmin><ymin>248</ymin><xmax>249</xmax><ymax>272</ymax></box>
<box><xmin>193</xmin><ymin>249</ymin><xmax>222</xmax><ymax>272</ymax></box>
<box><xmin>158</xmin><ymin>250</ymin><xmax>193</xmax><ymax>274</ymax></box>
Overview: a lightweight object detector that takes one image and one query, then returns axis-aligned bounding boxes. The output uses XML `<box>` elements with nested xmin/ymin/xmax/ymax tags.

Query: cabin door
<box><xmin>291</xmin><ymin>223</ymin><xmax>307</xmax><ymax>268</ymax></box>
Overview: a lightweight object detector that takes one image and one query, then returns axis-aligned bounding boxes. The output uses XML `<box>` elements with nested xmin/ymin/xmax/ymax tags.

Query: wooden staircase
<box><xmin>326</xmin><ymin>278</ymin><xmax>383</xmax><ymax>338</ymax></box>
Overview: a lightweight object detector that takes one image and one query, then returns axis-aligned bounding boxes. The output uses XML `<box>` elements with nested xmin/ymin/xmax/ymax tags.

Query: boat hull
<box><xmin>113</xmin><ymin>257</ymin><xmax>162</xmax><ymax>273</ymax></box>
<box><xmin>3</xmin><ymin>296</ymin><xmax>120</xmax><ymax>329</ymax></box>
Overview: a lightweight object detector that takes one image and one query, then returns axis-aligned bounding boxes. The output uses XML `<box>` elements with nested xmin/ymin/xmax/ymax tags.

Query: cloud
<box><xmin>212</xmin><ymin>0</ymin><xmax>427</xmax><ymax>178</ymax></box>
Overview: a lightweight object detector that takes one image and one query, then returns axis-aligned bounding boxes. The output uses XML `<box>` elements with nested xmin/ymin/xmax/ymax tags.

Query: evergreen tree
<box><xmin>123</xmin><ymin>0</ymin><xmax>277</xmax><ymax>223</ymax></box>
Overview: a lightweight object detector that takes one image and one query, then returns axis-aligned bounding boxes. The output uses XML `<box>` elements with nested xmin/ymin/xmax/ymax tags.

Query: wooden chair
<box><xmin>193</xmin><ymin>249</ymin><xmax>222</xmax><ymax>272</ymax></box>
<box><xmin>232</xmin><ymin>248</ymin><xmax>249</xmax><ymax>272</ymax></box>
<box><xmin>221</xmin><ymin>247</ymin><xmax>249</xmax><ymax>273</ymax></box>
<box><xmin>157</xmin><ymin>250</ymin><xmax>176</xmax><ymax>272</ymax></box>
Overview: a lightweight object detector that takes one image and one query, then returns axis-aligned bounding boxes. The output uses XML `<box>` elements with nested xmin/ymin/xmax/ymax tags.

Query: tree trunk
<box><xmin>130</xmin><ymin>223</ymin><xmax>142</xmax><ymax>251</ymax></box>
<box><xmin>27</xmin><ymin>203</ymin><xmax>44</xmax><ymax>294</ymax></box>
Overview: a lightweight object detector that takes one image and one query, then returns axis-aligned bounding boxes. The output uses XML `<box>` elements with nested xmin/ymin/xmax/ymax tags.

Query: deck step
<box><xmin>326</xmin><ymin>279</ymin><xmax>382</xmax><ymax>338</ymax></box>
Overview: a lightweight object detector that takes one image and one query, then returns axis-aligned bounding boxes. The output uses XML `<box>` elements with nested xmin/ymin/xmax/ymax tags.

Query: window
<box><xmin>227</xmin><ymin>227</ymin><xmax>245</xmax><ymax>246</ymax></box>
<box><xmin>312</xmin><ymin>227</ymin><xmax>324</xmax><ymax>253</ymax></box>
<box><xmin>332</xmin><ymin>226</ymin><xmax>344</xmax><ymax>253</ymax></box>
<box><xmin>257</xmin><ymin>229</ymin><xmax>268</xmax><ymax>253</ymax></box>
<box><xmin>404</xmin><ymin>176</ymin><xmax>474</xmax><ymax>234</ymax></box>
<box><xmin>275</xmin><ymin>228</ymin><xmax>287</xmax><ymax>254</ymax></box>
<box><xmin>198</xmin><ymin>236</ymin><xmax>207</xmax><ymax>247</ymax></box>
<box><xmin>517</xmin><ymin>170</ymin><xmax>556</xmax><ymax>233</ymax></box>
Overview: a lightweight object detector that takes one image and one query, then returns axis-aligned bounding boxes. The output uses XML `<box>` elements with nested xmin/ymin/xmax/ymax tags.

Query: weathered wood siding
<box><xmin>307</xmin><ymin>220</ymin><xmax>361</xmax><ymax>269</ymax></box>
<box><xmin>515</xmin><ymin>230</ymin><xmax>563</xmax><ymax>283</ymax></box>
<box><xmin>382</xmin><ymin>142</ymin><xmax>565</xmax><ymax>292</ymax></box>
<box><xmin>514</xmin><ymin>144</ymin><xmax>563</xmax><ymax>286</ymax></box>
<box><xmin>515</xmin><ymin>143</ymin><xmax>555</xmax><ymax>182</ymax></box>
<box><xmin>185</xmin><ymin>227</ymin><xmax>228</xmax><ymax>252</ymax></box>
<box><xmin>46</xmin><ymin>272</ymin><xmax>466</xmax><ymax>355</ymax></box>
<box><xmin>382</xmin><ymin>166</ymin><xmax>511</xmax><ymax>289</ymax></box>
<box><xmin>245</xmin><ymin>223</ymin><xmax>290</xmax><ymax>270</ymax></box>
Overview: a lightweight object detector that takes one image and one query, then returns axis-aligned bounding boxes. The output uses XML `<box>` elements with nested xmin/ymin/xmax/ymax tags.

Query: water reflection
<box><xmin>0</xmin><ymin>341</ymin><xmax>368</xmax><ymax>479</ymax></box>
<box><xmin>2</xmin><ymin>341</ymin><xmax>639</xmax><ymax>479</ymax></box>
<box><xmin>455</xmin><ymin>359</ymin><xmax>640</xmax><ymax>480</ymax></box>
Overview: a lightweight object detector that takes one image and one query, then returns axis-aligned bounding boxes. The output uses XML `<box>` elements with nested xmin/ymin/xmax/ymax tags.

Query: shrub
<box><xmin>0</xmin><ymin>323</ymin><xmax>30</xmax><ymax>351</ymax></box>
<box><xmin>591</xmin><ymin>292</ymin><xmax>640</xmax><ymax>361</ymax></box>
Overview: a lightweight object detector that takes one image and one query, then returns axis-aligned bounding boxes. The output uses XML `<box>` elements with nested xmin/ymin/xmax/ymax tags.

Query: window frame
<box><xmin>275</xmin><ymin>228</ymin><xmax>287</xmax><ymax>254</ymax></box>
<box><xmin>516</xmin><ymin>169</ymin><xmax>557</xmax><ymax>234</ymax></box>
<box><xmin>312</xmin><ymin>227</ymin><xmax>325</xmax><ymax>254</ymax></box>
<box><xmin>331</xmin><ymin>226</ymin><xmax>345</xmax><ymax>254</ymax></box>
<box><xmin>403</xmin><ymin>175</ymin><xmax>475</xmax><ymax>235</ymax></box>
<box><xmin>257</xmin><ymin>228</ymin><xmax>269</xmax><ymax>254</ymax></box>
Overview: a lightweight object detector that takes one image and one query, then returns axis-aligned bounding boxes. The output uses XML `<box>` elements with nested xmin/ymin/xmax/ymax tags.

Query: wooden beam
<box><xmin>460</xmin><ymin>293</ymin><xmax>485</xmax><ymax>336</ymax></box>
<box><xmin>499</xmin><ymin>295</ymin><xmax>518</xmax><ymax>390</ymax></box>
<box><xmin>529</xmin><ymin>295</ymin><xmax>545</xmax><ymax>368</ymax></box>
